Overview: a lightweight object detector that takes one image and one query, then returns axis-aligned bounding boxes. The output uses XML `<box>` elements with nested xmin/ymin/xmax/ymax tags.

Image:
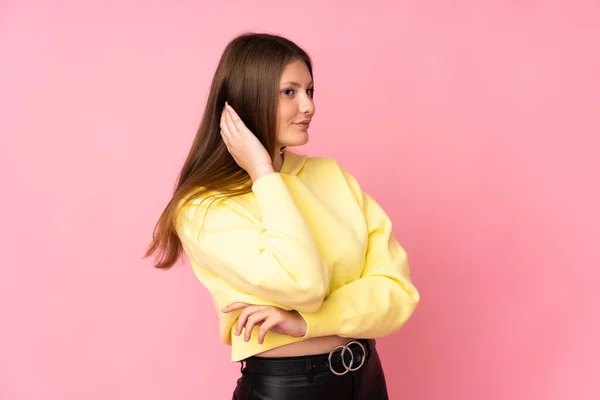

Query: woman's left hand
<box><xmin>222</xmin><ymin>303</ymin><xmax>307</xmax><ymax>344</ymax></box>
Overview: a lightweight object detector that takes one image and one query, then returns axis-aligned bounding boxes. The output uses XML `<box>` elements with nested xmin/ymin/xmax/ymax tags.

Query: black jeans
<box><xmin>232</xmin><ymin>340</ymin><xmax>388</xmax><ymax>399</ymax></box>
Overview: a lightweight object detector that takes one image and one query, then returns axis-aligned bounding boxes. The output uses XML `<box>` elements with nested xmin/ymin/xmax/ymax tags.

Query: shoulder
<box><xmin>176</xmin><ymin>189</ymin><xmax>253</xmax><ymax>236</ymax></box>
<box><xmin>286</xmin><ymin>150</ymin><xmax>346</xmax><ymax>177</ymax></box>
<box><xmin>291</xmin><ymin>152</ymin><xmax>364</xmax><ymax>202</ymax></box>
<box><xmin>301</xmin><ymin>154</ymin><xmax>360</xmax><ymax>186</ymax></box>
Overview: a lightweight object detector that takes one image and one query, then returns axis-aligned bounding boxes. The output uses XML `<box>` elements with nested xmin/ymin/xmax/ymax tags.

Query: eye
<box><xmin>282</xmin><ymin>88</ymin><xmax>295</xmax><ymax>97</ymax></box>
<box><xmin>307</xmin><ymin>88</ymin><xmax>315</xmax><ymax>98</ymax></box>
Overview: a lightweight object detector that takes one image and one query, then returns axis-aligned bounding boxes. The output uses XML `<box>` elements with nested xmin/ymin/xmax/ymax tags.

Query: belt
<box><xmin>242</xmin><ymin>339</ymin><xmax>373</xmax><ymax>377</ymax></box>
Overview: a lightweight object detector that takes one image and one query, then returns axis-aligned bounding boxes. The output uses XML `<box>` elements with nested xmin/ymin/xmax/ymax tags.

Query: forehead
<box><xmin>280</xmin><ymin>60</ymin><xmax>312</xmax><ymax>84</ymax></box>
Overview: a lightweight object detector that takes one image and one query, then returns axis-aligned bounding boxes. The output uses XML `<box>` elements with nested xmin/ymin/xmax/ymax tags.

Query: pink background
<box><xmin>1</xmin><ymin>1</ymin><xmax>599</xmax><ymax>399</ymax></box>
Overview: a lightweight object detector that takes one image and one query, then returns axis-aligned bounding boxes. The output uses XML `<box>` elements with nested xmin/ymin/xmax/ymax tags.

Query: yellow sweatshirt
<box><xmin>176</xmin><ymin>150</ymin><xmax>420</xmax><ymax>362</ymax></box>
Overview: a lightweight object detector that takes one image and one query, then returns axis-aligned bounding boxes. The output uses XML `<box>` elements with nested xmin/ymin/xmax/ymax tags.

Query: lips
<box><xmin>294</xmin><ymin>121</ymin><xmax>311</xmax><ymax>129</ymax></box>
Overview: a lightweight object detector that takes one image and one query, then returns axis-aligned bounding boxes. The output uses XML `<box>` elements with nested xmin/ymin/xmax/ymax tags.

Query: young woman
<box><xmin>146</xmin><ymin>32</ymin><xmax>420</xmax><ymax>399</ymax></box>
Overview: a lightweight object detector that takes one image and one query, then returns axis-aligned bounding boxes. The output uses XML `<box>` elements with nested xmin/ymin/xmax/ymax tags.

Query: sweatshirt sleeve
<box><xmin>176</xmin><ymin>173</ymin><xmax>329</xmax><ymax>313</ymax></box>
<box><xmin>298</xmin><ymin>167</ymin><xmax>420</xmax><ymax>338</ymax></box>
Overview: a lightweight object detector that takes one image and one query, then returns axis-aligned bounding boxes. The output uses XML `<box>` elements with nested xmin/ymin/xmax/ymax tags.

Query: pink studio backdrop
<box><xmin>1</xmin><ymin>1</ymin><xmax>598</xmax><ymax>399</ymax></box>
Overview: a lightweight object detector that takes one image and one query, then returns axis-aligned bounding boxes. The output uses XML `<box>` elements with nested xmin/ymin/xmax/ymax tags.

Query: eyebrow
<box><xmin>281</xmin><ymin>81</ymin><xmax>314</xmax><ymax>87</ymax></box>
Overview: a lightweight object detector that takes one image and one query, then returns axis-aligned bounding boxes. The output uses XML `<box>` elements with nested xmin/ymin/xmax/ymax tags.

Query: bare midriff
<box><xmin>255</xmin><ymin>335</ymin><xmax>358</xmax><ymax>358</ymax></box>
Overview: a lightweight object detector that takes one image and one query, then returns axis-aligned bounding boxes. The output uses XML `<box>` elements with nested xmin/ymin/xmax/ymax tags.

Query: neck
<box><xmin>272</xmin><ymin>148</ymin><xmax>284</xmax><ymax>172</ymax></box>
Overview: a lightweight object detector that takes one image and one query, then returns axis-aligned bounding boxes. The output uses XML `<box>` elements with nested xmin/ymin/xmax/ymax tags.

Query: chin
<box><xmin>280</xmin><ymin>132</ymin><xmax>309</xmax><ymax>147</ymax></box>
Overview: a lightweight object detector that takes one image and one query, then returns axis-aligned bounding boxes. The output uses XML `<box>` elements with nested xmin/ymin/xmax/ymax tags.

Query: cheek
<box><xmin>278</xmin><ymin>102</ymin><xmax>297</xmax><ymax>125</ymax></box>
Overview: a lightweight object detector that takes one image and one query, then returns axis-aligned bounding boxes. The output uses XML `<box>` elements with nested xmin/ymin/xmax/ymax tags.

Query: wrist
<box><xmin>250</xmin><ymin>164</ymin><xmax>275</xmax><ymax>182</ymax></box>
<box><xmin>293</xmin><ymin>311</ymin><xmax>308</xmax><ymax>337</ymax></box>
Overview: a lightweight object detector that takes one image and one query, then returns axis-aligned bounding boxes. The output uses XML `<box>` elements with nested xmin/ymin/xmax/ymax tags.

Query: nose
<box><xmin>299</xmin><ymin>94</ymin><xmax>315</xmax><ymax>116</ymax></box>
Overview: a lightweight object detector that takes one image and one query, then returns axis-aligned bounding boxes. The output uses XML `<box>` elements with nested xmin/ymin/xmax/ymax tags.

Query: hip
<box><xmin>232</xmin><ymin>339</ymin><xmax>389</xmax><ymax>400</ymax></box>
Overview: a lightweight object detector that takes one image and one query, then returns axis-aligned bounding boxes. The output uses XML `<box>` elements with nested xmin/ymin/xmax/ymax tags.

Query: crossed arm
<box><xmin>178</xmin><ymin>167</ymin><xmax>419</xmax><ymax>344</ymax></box>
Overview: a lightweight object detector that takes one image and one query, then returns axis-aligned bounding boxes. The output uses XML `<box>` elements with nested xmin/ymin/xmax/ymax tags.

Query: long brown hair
<box><xmin>144</xmin><ymin>32</ymin><xmax>313</xmax><ymax>269</ymax></box>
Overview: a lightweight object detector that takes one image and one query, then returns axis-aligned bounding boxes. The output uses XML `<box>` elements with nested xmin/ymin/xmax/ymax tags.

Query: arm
<box><xmin>176</xmin><ymin>173</ymin><xmax>329</xmax><ymax>313</ymax></box>
<box><xmin>298</xmin><ymin>168</ymin><xmax>420</xmax><ymax>338</ymax></box>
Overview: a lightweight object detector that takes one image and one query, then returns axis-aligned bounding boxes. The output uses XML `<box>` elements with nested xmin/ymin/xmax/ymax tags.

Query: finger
<box><xmin>225</xmin><ymin>103</ymin><xmax>248</xmax><ymax>136</ymax></box>
<box><xmin>257</xmin><ymin>318</ymin><xmax>279</xmax><ymax>345</ymax></box>
<box><xmin>220</xmin><ymin>129</ymin><xmax>230</xmax><ymax>147</ymax></box>
<box><xmin>244</xmin><ymin>310</ymin><xmax>269</xmax><ymax>342</ymax></box>
<box><xmin>224</xmin><ymin>103</ymin><xmax>240</xmax><ymax>137</ymax></box>
<box><xmin>236</xmin><ymin>306</ymin><xmax>265</xmax><ymax>336</ymax></box>
<box><xmin>222</xmin><ymin>302</ymin><xmax>249</xmax><ymax>313</ymax></box>
<box><xmin>220</xmin><ymin>108</ymin><xmax>232</xmax><ymax>140</ymax></box>
<box><xmin>235</xmin><ymin>306</ymin><xmax>255</xmax><ymax>336</ymax></box>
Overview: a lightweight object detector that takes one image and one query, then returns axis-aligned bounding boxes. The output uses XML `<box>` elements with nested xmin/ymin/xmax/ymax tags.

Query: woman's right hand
<box><xmin>222</xmin><ymin>302</ymin><xmax>307</xmax><ymax>345</ymax></box>
<box><xmin>220</xmin><ymin>102</ymin><xmax>274</xmax><ymax>182</ymax></box>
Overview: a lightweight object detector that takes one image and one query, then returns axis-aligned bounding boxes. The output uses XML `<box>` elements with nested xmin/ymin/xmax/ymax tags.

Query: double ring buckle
<box><xmin>327</xmin><ymin>340</ymin><xmax>367</xmax><ymax>376</ymax></box>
